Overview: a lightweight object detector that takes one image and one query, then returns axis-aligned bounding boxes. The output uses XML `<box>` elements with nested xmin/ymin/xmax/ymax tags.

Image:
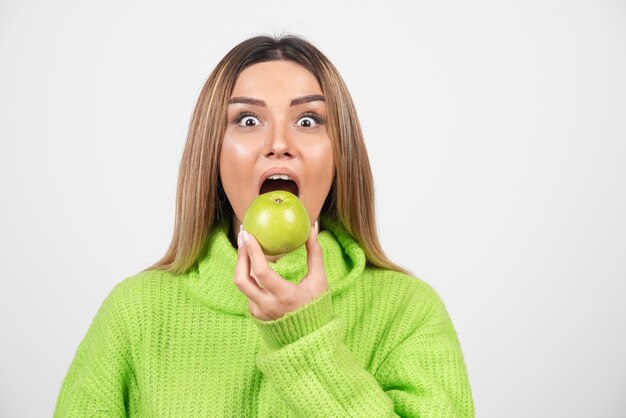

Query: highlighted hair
<box><xmin>144</xmin><ymin>34</ymin><xmax>409</xmax><ymax>275</ymax></box>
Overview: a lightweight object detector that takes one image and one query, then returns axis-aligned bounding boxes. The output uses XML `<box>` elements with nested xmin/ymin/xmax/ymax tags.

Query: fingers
<box><xmin>235</xmin><ymin>223</ymin><xmax>326</xmax><ymax>321</ymax></box>
<box><xmin>233</xmin><ymin>229</ymin><xmax>265</xmax><ymax>303</ymax></box>
<box><xmin>240</xmin><ymin>228</ymin><xmax>288</xmax><ymax>294</ymax></box>
<box><xmin>305</xmin><ymin>220</ymin><xmax>326</xmax><ymax>280</ymax></box>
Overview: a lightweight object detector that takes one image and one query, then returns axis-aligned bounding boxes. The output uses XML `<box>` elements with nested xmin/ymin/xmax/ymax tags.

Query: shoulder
<box><xmin>98</xmin><ymin>268</ymin><xmax>186</xmax><ymax>320</ymax></box>
<box><xmin>360</xmin><ymin>266</ymin><xmax>457</xmax><ymax>338</ymax></box>
<box><xmin>106</xmin><ymin>268</ymin><xmax>173</xmax><ymax>300</ymax></box>
<box><xmin>362</xmin><ymin>266</ymin><xmax>447</xmax><ymax>310</ymax></box>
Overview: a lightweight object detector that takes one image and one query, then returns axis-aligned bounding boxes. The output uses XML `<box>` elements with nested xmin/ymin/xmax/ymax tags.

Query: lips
<box><xmin>258</xmin><ymin>167</ymin><xmax>301</xmax><ymax>197</ymax></box>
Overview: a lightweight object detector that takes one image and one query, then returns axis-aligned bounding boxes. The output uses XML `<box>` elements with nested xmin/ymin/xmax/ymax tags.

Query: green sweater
<box><xmin>54</xmin><ymin>216</ymin><xmax>474</xmax><ymax>417</ymax></box>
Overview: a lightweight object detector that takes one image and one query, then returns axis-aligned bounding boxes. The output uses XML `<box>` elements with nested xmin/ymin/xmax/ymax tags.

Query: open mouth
<box><xmin>259</xmin><ymin>174</ymin><xmax>300</xmax><ymax>197</ymax></box>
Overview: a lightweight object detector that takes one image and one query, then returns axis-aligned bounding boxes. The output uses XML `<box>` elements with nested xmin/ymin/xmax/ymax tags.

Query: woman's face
<box><xmin>220</xmin><ymin>60</ymin><xmax>335</xmax><ymax>236</ymax></box>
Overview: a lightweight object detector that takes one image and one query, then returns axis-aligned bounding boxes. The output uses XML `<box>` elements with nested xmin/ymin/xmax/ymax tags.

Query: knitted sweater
<box><xmin>54</xmin><ymin>216</ymin><xmax>474</xmax><ymax>417</ymax></box>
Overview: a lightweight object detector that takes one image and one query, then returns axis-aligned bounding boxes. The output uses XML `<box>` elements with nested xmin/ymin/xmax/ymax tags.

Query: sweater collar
<box><xmin>184</xmin><ymin>215</ymin><xmax>366</xmax><ymax>316</ymax></box>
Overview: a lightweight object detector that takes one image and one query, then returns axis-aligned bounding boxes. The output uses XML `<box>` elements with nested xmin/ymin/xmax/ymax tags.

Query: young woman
<box><xmin>55</xmin><ymin>35</ymin><xmax>474</xmax><ymax>417</ymax></box>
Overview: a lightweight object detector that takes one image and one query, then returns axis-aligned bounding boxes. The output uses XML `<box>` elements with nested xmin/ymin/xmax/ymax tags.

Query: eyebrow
<box><xmin>228</xmin><ymin>94</ymin><xmax>325</xmax><ymax>107</ymax></box>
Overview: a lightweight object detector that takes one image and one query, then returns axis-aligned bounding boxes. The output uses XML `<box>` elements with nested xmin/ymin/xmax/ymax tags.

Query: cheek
<box><xmin>219</xmin><ymin>141</ymin><xmax>238</xmax><ymax>186</ymax></box>
<box><xmin>304</xmin><ymin>141</ymin><xmax>335</xmax><ymax>214</ymax></box>
<box><xmin>316</xmin><ymin>140</ymin><xmax>335</xmax><ymax>186</ymax></box>
<box><xmin>219</xmin><ymin>138</ymin><xmax>257</xmax><ymax>216</ymax></box>
<box><xmin>220</xmin><ymin>138</ymin><xmax>254</xmax><ymax>180</ymax></box>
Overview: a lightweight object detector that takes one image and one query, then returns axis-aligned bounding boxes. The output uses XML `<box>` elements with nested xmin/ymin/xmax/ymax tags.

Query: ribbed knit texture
<box><xmin>54</xmin><ymin>216</ymin><xmax>474</xmax><ymax>417</ymax></box>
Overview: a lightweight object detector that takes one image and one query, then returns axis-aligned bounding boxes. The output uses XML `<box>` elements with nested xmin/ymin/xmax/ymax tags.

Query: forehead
<box><xmin>231</xmin><ymin>60</ymin><xmax>323</xmax><ymax>97</ymax></box>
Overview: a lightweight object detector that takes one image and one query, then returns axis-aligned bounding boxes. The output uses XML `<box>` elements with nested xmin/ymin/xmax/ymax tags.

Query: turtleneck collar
<box><xmin>183</xmin><ymin>215</ymin><xmax>366</xmax><ymax>316</ymax></box>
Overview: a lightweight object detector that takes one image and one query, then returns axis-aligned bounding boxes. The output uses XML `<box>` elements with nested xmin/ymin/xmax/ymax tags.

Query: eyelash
<box><xmin>232</xmin><ymin>111</ymin><xmax>258</xmax><ymax>125</ymax></box>
<box><xmin>298</xmin><ymin>112</ymin><xmax>325</xmax><ymax>126</ymax></box>
<box><xmin>232</xmin><ymin>111</ymin><xmax>326</xmax><ymax>126</ymax></box>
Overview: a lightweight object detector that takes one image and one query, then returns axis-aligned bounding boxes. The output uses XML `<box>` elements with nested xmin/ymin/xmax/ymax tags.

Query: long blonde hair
<box><xmin>143</xmin><ymin>34</ymin><xmax>409</xmax><ymax>275</ymax></box>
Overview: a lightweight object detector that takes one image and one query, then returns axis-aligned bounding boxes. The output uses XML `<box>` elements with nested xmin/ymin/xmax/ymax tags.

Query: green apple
<box><xmin>243</xmin><ymin>190</ymin><xmax>311</xmax><ymax>255</ymax></box>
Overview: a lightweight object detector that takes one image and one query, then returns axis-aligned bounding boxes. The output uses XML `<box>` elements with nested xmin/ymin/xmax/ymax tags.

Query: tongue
<box><xmin>260</xmin><ymin>179</ymin><xmax>299</xmax><ymax>197</ymax></box>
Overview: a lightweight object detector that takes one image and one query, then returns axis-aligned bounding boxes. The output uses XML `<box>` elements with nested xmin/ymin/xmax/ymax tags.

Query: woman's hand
<box><xmin>234</xmin><ymin>221</ymin><xmax>328</xmax><ymax>321</ymax></box>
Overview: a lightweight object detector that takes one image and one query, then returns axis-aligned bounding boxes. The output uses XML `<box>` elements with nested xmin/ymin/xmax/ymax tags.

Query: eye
<box><xmin>296</xmin><ymin>112</ymin><xmax>324</xmax><ymax>128</ymax></box>
<box><xmin>233</xmin><ymin>112</ymin><xmax>261</xmax><ymax>127</ymax></box>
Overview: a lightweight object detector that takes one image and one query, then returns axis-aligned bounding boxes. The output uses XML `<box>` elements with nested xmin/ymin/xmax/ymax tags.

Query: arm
<box><xmin>54</xmin><ymin>282</ymin><xmax>135</xmax><ymax>418</ymax></box>
<box><xmin>253</xmin><ymin>287</ymin><xmax>474</xmax><ymax>417</ymax></box>
<box><xmin>374</xmin><ymin>289</ymin><xmax>474</xmax><ymax>417</ymax></box>
<box><xmin>235</xmin><ymin>223</ymin><xmax>473</xmax><ymax>416</ymax></box>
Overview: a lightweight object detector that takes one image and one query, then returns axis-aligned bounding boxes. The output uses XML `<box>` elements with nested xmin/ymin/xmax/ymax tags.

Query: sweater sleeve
<box><xmin>253</xmin><ymin>287</ymin><xmax>474</xmax><ymax>418</ymax></box>
<box><xmin>375</xmin><ymin>287</ymin><xmax>474</xmax><ymax>417</ymax></box>
<box><xmin>54</xmin><ymin>282</ymin><xmax>135</xmax><ymax>418</ymax></box>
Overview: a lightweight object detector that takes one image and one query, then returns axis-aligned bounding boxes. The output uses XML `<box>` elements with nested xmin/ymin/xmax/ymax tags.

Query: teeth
<box><xmin>267</xmin><ymin>174</ymin><xmax>293</xmax><ymax>181</ymax></box>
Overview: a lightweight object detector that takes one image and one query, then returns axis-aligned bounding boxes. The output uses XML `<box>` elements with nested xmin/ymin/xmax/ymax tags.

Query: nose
<box><xmin>264</xmin><ymin>121</ymin><xmax>294</xmax><ymax>159</ymax></box>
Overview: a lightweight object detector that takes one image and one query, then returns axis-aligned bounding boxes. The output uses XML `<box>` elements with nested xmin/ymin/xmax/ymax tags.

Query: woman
<box><xmin>55</xmin><ymin>34</ymin><xmax>474</xmax><ymax>417</ymax></box>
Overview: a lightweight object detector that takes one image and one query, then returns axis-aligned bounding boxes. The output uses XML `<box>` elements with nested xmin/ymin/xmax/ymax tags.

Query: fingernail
<box><xmin>238</xmin><ymin>230</ymin><xmax>249</xmax><ymax>247</ymax></box>
<box><xmin>240</xmin><ymin>224</ymin><xmax>243</xmax><ymax>232</ymax></box>
<box><xmin>314</xmin><ymin>220</ymin><xmax>319</xmax><ymax>237</ymax></box>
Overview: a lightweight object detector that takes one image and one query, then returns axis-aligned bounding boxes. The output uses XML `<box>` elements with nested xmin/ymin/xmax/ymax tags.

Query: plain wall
<box><xmin>1</xmin><ymin>0</ymin><xmax>625</xmax><ymax>416</ymax></box>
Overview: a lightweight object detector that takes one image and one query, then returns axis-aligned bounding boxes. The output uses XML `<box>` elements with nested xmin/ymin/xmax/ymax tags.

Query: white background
<box><xmin>1</xmin><ymin>0</ymin><xmax>625</xmax><ymax>416</ymax></box>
